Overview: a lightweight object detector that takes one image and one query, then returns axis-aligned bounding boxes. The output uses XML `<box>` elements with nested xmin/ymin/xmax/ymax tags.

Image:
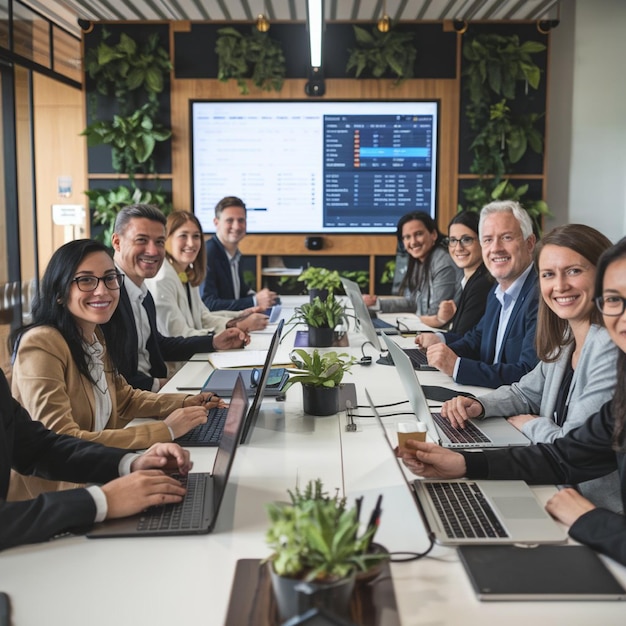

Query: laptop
<box><xmin>176</xmin><ymin>320</ymin><xmax>285</xmax><ymax>447</ymax></box>
<box><xmin>340</xmin><ymin>277</ymin><xmax>438</xmax><ymax>371</ymax></box>
<box><xmin>382</xmin><ymin>333</ymin><xmax>530</xmax><ymax>449</ymax></box>
<box><xmin>239</xmin><ymin>319</ymin><xmax>286</xmax><ymax>444</ymax></box>
<box><xmin>365</xmin><ymin>388</ymin><xmax>567</xmax><ymax>546</ymax></box>
<box><xmin>87</xmin><ymin>375</ymin><xmax>249</xmax><ymax>538</ymax></box>
<box><xmin>339</xmin><ymin>277</ymin><xmax>399</xmax><ymax>351</ymax></box>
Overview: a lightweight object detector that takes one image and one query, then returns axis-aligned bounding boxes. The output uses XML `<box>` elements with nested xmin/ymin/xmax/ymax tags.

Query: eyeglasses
<box><xmin>72</xmin><ymin>273</ymin><xmax>124</xmax><ymax>292</ymax></box>
<box><xmin>444</xmin><ymin>235</ymin><xmax>477</xmax><ymax>248</ymax></box>
<box><xmin>595</xmin><ymin>295</ymin><xmax>626</xmax><ymax>317</ymax></box>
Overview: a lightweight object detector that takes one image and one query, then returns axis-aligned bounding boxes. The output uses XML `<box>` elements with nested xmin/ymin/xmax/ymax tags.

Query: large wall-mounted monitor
<box><xmin>191</xmin><ymin>100</ymin><xmax>439</xmax><ymax>234</ymax></box>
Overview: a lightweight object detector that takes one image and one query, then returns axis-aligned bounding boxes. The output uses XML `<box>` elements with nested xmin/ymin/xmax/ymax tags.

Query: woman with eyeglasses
<box><xmin>9</xmin><ymin>239</ymin><xmax>222</xmax><ymax>500</ymax></box>
<box><xmin>431</xmin><ymin>210</ymin><xmax>493</xmax><ymax>335</ymax></box>
<box><xmin>438</xmin><ymin>224</ymin><xmax>620</xmax><ymax>509</ymax></box>
<box><xmin>363</xmin><ymin>211</ymin><xmax>461</xmax><ymax>325</ymax></box>
<box><xmin>145</xmin><ymin>211</ymin><xmax>268</xmax><ymax>338</ymax></box>
<box><xmin>401</xmin><ymin>235</ymin><xmax>626</xmax><ymax>564</ymax></box>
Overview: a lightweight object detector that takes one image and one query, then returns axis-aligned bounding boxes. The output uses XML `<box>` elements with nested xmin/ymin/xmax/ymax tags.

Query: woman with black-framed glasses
<box><xmin>436</xmin><ymin>210</ymin><xmax>493</xmax><ymax>334</ymax></box>
<box><xmin>9</xmin><ymin>239</ymin><xmax>222</xmax><ymax>500</ymax></box>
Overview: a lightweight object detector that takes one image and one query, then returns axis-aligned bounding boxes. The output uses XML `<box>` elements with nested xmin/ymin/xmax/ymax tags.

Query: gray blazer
<box><xmin>380</xmin><ymin>246</ymin><xmax>462</xmax><ymax>315</ymax></box>
<box><xmin>478</xmin><ymin>324</ymin><xmax>621</xmax><ymax>511</ymax></box>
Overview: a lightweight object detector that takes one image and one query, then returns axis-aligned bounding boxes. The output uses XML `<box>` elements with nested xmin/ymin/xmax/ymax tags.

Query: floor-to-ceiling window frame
<box><xmin>0</xmin><ymin>0</ymin><xmax>82</xmax><ymax>379</ymax></box>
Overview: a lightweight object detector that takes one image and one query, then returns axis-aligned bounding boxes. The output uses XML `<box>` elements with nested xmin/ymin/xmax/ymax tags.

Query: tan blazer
<box><xmin>9</xmin><ymin>326</ymin><xmax>190</xmax><ymax>500</ymax></box>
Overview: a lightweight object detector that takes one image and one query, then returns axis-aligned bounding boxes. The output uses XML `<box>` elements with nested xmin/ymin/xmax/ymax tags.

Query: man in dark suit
<box><xmin>418</xmin><ymin>200</ymin><xmax>539</xmax><ymax>388</ymax></box>
<box><xmin>0</xmin><ymin>369</ymin><xmax>191</xmax><ymax>551</ymax></box>
<box><xmin>102</xmin><ymin>204</ymin><xmax>249</xmax><ymax>391</ymax></box>
<box><xmin>200</xmin><ymin>196</ymin><xmax>278</xmax><ymax>311</ymax></box>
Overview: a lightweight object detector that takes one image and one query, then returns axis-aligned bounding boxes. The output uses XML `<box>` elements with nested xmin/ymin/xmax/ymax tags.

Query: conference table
<box><xmin>1</xmin><ymin>298</ymin><xmax>625</xmax><ymax>625</ymax></box>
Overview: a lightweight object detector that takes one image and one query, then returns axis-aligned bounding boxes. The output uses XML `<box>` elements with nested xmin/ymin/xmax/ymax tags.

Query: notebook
<box><xmin>87</xmin><ymin>375</ymin><xmax>248</xmax><ymax>538</ymax></box>
<box><xmin>458</xmin><ymin>544</ymin><xmax>626</xmax><ymax>600</ymax></box>
<box><xmin>365</xmin><ymin>388</ymin><xmax>567</xmax><ymax>546</ymax></box>
<box><xmin>202</xmin><ymin>367</ymin><xmax>288</xmax><ymax>397</ymax></box>
<box><xmin>381</xmin><ymin>333</ymin><xmax>530</xmax><ymax>449</ymax></box>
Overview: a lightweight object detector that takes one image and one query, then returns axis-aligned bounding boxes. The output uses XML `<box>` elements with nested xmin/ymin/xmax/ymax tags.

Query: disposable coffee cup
<box><xmin>397</xmin><ymin>421</ymin><xmax>428</xmax><ymax>449</ymax></box>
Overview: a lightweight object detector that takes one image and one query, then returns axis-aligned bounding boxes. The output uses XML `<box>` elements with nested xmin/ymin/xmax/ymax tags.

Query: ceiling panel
<box><xmin>19</xmin><ymin>0</ymin><xmax>560</xmax><ymax>38</ymax></box>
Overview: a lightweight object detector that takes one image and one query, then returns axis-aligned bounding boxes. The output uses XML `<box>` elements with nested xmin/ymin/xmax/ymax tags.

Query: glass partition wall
<box><xmin>0</xmin><ymin>0</ymin><xmax>83</xmax><ymax>381</ymax></box>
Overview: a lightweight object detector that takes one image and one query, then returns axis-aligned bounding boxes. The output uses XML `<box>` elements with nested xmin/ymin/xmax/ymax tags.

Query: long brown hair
<box><xmin>165</xmin><ymin>211</ymin><xmax>207</xmax><ymax>287</ymax></box>
<box><xmin>534</xmin><ymin>224</ymin><xmax>612</xmax><ymax>362</ymax></box>
<box><xmin>397</xmin><ymin>211</ymin><xmax>444</xmax><ymax>293</ymax></box>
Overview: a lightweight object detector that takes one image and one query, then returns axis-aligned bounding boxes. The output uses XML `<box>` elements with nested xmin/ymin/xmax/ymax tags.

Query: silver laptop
<box><xmin>381</xmin><ymin>333</ymin><xmax>530</xmax><ymax>449</ymax></box>
<box><xmin>87</xmin><ymin>375</ymin><xmax>248</xmax><ymax>538</ymax></box>
<box><xmin>365</xmin><ymin>388</ymin><xmax>567</xmax><ymax>546</ymax></box>
<box><xmin>340</xmin><ymin>277</ymin><xmax>399</xmax><ymax>354</ymax></box>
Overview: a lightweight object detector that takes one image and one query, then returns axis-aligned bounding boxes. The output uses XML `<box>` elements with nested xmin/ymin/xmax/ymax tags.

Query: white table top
<box><xmin>2</xmin><ymin>309</ymin><xmax>625</xmax><ymax>625</ymax></box>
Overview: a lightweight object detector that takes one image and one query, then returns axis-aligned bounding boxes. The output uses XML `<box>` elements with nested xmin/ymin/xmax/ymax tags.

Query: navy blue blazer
<box><xmin>102</xmin><ymin>284</ymin><xmax>215</xmax><ymax>391</ymax></box>
<box><xmin>200</xmin><ymin>237</ymin><xmax>255</xmax><ymax>311</ymax></box>
<box><xmin>0</xmin><ymin>369</ymin><xmax>126</xmax><ymax>550</ymax></box>
<box><xmin>444</xmin><ymin>268</ymin><xmax>539</xmax><ymax>388</ymax></box>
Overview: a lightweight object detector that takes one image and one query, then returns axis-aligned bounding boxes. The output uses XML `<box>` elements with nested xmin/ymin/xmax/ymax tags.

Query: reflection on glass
<box><xmin>52</xmin><ymin>25</ymin><xmax>81</xmax><ymax>83</ymax></box>
<box><xmin>12</xmin><ymin>3</ymin><xmax>50</xmax><ymax>67</ymax></box>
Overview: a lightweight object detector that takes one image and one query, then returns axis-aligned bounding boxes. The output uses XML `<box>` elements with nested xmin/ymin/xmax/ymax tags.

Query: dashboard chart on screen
<box><xmin>191</xmin><ymin>100</ymin><xmax>439</xmax><ymax>234</ymax></box>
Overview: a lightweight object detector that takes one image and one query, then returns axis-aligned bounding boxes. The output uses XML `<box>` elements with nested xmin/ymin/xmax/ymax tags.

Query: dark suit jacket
<box><xmin>0</xmin><ymin>369</ymin><xmax>126</xmax><ymax>551</ymax></box>
<box><xmin>449</xmin><ymin>263</ymin><xmax>493</xmax><ymax>335</ymax></box>
<box><xmin>461</xmin><ymin>401</ymin><xmax>626</xmax><ymax>566</ymax></box>
<box><xmin>102</xmin><ymin>285</ymin><xmax>215</xmax><ymax>390</ymax></box>
<box><xmin>444</xmin><ymin>268</ymin><xmax>539</xmax><ymax>388</ymax></box>
<box><xmin>200</xmin><ymin>237</ymin><xmax>254</xmax><ymax>311</ymax></box>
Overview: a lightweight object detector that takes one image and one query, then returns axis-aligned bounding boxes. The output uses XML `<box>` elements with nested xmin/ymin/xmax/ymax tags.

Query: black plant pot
<box><xmin>307</xmin><ymin>325</ymin><xmax>334</xmax><ymax>347</ymax></box>
<box><xmin>309</xmin><ymin>288</ymin><xmax>329</xmax><ymax>302</ymax></box>
<box><xmin>302</xmin><ymin>384</ymin><xmax>339</xmax><ymax>416</ymax></box>
<box><xmin>269</xmin><ymin>565</ymin><xmax>355</xmax><ymax>622</ymax></box>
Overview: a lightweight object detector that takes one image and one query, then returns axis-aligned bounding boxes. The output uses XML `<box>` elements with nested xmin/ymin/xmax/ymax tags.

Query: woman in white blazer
<box><xmin>146</xmin><ymin>211</ymin><xmax>268</xmax><ymax>338</ymax></box>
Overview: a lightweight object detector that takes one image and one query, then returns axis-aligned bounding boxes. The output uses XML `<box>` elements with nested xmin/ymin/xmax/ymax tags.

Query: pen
<box><xmin>354</xmin><ymin>496</ymin><xmax>363</xmax><ymax>540</ymax></box>
<box><xmin>176</xmin><ymin>386</ymin><xmax>203</xmax><ymax>391</ymax></box>
<box><xmin>365</xmin><ymin>494</ymin><xmax>383</xmax><ymax>547</ymax></box>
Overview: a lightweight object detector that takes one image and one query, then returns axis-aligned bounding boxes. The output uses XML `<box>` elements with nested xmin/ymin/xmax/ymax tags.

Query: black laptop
<box><xmin>87</xmin><ymin>375</ymin><xmax>248</xmax><ymax>538</ymax></box>
<box><xmin>175</xmin><ymin>320</ymin><xmax>285</xmax><ymax>447</ymax></box>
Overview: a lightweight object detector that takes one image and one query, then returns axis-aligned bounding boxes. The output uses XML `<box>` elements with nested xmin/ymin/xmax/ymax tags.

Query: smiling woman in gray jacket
<box><xmin>440</xmin><ymin>224</ymin><xmax>620</xmax><ymax>510</ymax></box>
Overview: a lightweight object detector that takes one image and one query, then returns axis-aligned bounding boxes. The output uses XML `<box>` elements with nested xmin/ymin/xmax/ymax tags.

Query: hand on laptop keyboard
<box><xmin>440</xmin><ymin>396</ymin><xmax>484</xmax><ymax>429</ymax></box>
<box><xmin>165</xmin><ymin>406</ymin><xmax>210</xmax><ymax>439</ymax></box>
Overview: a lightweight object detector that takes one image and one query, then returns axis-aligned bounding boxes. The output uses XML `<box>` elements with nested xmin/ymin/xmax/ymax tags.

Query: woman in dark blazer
<box><xmin>429</xmin><ymin>210</ymin><xmax>492</xmax><ymax>335</ymax></box>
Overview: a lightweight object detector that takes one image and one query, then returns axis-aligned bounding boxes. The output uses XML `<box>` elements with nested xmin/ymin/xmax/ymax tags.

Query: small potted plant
<box><xmin>265</xmin><ymin>479</ymin><xmax>388</xmax><ymax>621</ymax></box>
<box><xmin>284</xmin><ymin>349</ymin><xmax>356</xmax><ymax>416</ymax></box>
<box><xmin>297</xmin><ymin>266</ymin><xmax>342</xmax><ymax>301</ymax></box>
<box><xmin>287</xmin><ymin>294</ymin><xmax>349</xmax><ymax>347</ymax></box>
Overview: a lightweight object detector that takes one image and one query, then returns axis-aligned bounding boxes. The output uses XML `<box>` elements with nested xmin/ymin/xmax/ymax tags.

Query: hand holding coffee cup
<box><xmin>397</xmin><ymin>421</ymin><xmax>428</xmax><ymax>451</ymax></box>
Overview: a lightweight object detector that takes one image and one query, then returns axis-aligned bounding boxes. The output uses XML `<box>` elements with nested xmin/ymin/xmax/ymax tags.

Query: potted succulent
<box><xmin>265</xmin><ymin>479</ymin><xmax>388</xmax><ymax>621</ymax></box>
<box><xmin>284</xmin><ymin>349</ymin><xmax>356</xmax><ymax>416</ymax></box>
<box><xmin>297</xmin><ymin>266</ymin><xmax>342</xmax><ymax>301</ymax></box>
<box><xmin>287</xmin><ymin>294</ymin><xmax>349</xmax><ymax>347</ymax></box>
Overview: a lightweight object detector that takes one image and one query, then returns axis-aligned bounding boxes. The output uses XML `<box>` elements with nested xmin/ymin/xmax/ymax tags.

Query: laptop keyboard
<box><xmin>425</xmin><ymin>481</ymin><xmax>509</xmax><ymax>539</ymax></box>
<box><xmin>403</xmin><ymin>348</ymin><xmax>428</xmax><ymax>367</ymax></box>
<box><xmin>372</xmin><ymin>317</ymin><xmax>396</xmax><ymax>330</ymax></box>
<box><xmin>136</xmin><ymin>473</ymin><xmax>207</xmax><ymax>532</ymax></box>
<box><xmin>432</xmin><ymin>412</ymin><xmax>491</xmax><ymax>445</ymax></box>
<box><xmin>175</xmin><ymin>406</ymin><xmax>229</xmax><ymax>445</ymax></box>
